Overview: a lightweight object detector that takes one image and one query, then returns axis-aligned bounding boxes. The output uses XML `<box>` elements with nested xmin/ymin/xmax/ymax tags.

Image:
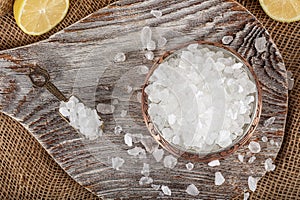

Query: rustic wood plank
<box><xmin>0</xmin><ymin>0</ymin><xmax>288</xmax><ymax>199</ymax></box>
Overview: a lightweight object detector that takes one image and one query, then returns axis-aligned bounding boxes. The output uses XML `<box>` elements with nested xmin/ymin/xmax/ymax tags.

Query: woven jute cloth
<box><xmin>0</xmin><ymin>0</ymin><xmax>299</xmax><ymax>199</ymax></box>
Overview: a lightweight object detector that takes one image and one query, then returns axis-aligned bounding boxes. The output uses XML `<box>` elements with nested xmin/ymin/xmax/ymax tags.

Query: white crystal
<box><xmin>215</xmin><ymin>172</ymin><xmax>225</xmax><ymax>185</ymax></box>
<box><xmin>145</xmin><ymin>51</ymin><xmax>154</xmax><ymax>60</ymax></box>
<box><xmin>141</xmin><ymin>163</ymin><xmax>150</xmax><ymax>176</ymax></box>
<box><xmin>141</xmin><ymin>26</ymin><xmax>152</xmax><ymax>49</ymax></box>
<box><xmin>120</xmin><ymin>110</ymin><xmax>127</xmax><ymax>117</ymax></box>
<box><xmin>270</xmin><ymin>139</ymin><xmax>275</xmax><ymax>145</ymax></box>
<box><xmin>248</xmin><ymin>141</ymin><xmax>261</xmax><ymax>153</ymax></box>
<box><xmin>139</xmin><ymin>176</ymin><xmax>153</xmax><ymax>185</ymax></box>
<box><xmin>151</xmin><ymin>184</ymin><xmax>161</xmax><ymax>190</ymax></box>
<box><xmin>244</xmin><ymin>192</ymin><xmax>250</xmax><ymax>200</ymax></box>
<box><xmin>262</xmin><ymin>136</ymin><xmax>268</xmax><ymax>142</ymax></box>
<box><xmin>255</xmin><ymin>37</ymin><xmax>267</xmax><ymax>53</ymax></box>
<box><xmin>161</xmin><ymin>185</ymin><xmax>171</xmax><ymax>196</ymax></box>
<box><xmin>208</xmin><ymin>160</ymin><xmax>220</xmax><ymax>167</ymax></box>
<box><xmin>114</xmin><ymin>125</ymin><xmax>123</xmax><ymax>134</ymax></box>
<box><xmin>248</xmin><ymin>156</ymin><xmax>256</xmax><ymax>163</ymax></box>
<box><xmin>222</xmin><ymin>35</ymin><xmax>233</xmax><ymax>45</ymax></box>
<box><xmin>163</xmin><ymin>155</ymin><xmax>178</xmax><ymax>169</ymax></box>
<box><xmin>248</xmin><ymin>176</ymin><xmax>258</xmax><ymax>192</ymax></box>
<box><xmin>265</xmin><ymin>158</ymin><xmax>276</xmax><ymax>172</ymax></box>
<box><xmin>186</xmin><ymin>184</ymin><xmax>199</xmax><ymax>196</ymax></box>
<box><xmin>59</xmin><ymin>107</ymin><xmax>70</xmax><ymax>117</ymax></box>
<box><xmin>263</xmin><ymin>117</ymin><xmax>275</xmax><ymax>127</ymax></box>
<box><xmin>138</xmin><ymin>65</ymin><xmax>149</xmax><ymax>74</ymax></box>
<box><xmin>157</xmin><ymin>37</ymin><xmax>167</xmax><ymax>48</ymax></box>
<box><xmin>124</xmin><ymin>133</ymin><xmax>133</xmax><ymax>147</ymax></box>
<box><xmin>127</xmin><ymin>147</ymin><xmax>145</xmax><ymax>156</ymax></box>
<box><xmin>186</xmin><ymin>162</ymin><xmax>194</xmax><ymax>170</ymax></box>
<box><xmin>111</xmin><ymin>157</ymin><xmax>124</xmax><ymax>170</ymax></box>
<box><xmin>114</xmin><ymin>52</ymin><xmax>126</xmax><ymax>62</ymax></box>
<box><xmin>96</xmin><ymin>103</ymin><xmax>115</xmax><ymax>114</ymax></box>
<box><xmin>147</xmin><ymin>40</ymin><xmax>156</xmax><ymax>51</ymax></box>
<box><xmin>238</xmin><ymin>154</ymin><xmax>244</xmax><ymax>163</ymax></box>
<box><xmin>126</xmin><ymin>85</ymin><xmax>133</xmax><ymax>93</ymax></box>
<box><xmin>150</xmin><ymin>10</ymin><xmax>162</xmax><ymax>18</ymax></box>
<box><xmin>141</xmin><ymin>136</ymin><xmax>159</xmax><ymax>153</ymax></box>
<box><xmin>287</xmin><ymin>71</ymin><xmax>294</xmax><ymax>90</ymax></box>
<box><xmin>152</xmin><ymin>147</ymin><xmax>164</xmax><ymax>162</ymax></box>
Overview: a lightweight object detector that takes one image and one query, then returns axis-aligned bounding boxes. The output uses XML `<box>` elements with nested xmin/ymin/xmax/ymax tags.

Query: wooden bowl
<box><xmin>141</xmin><ymin>41</ymin><xmax>262</xmax><ymax>162</ymax></box>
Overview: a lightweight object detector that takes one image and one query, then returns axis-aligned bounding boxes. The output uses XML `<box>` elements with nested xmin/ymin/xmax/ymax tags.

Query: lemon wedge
<box><xmin>14</xmin><ymin>0</ymin><xmax>69</xmax><ymax>35</ymax></box>
<box><xmin>259</xmin><ymin>0</ymin><xmax>300</xmax><ymax>23</ymax></box>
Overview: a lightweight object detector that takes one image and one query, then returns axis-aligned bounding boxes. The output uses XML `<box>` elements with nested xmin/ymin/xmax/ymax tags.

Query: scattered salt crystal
<box><xmin>186</xmin><ymin>184</ymin><xmax>199</xmax><ymax>196</ymax></box>
<box><xmin>248</xmin><ymin>176</ymin><xmax>258</xmax><ymax>192</ymax></box>
<box><xmin>141</xmin><ymin>136</ymin><xmax>159</xmax><ymax>153</ymax></box>
<box><xmin>124</xmin><ymin>133</ymin><xmax>133</xmax><ymax>147</ymax></box>
<box><xmin>238</xmin><ymin>154</ymin><xmax>244</xmax><ymax>163</ymax></box>
<box><xmin>265</xmin><ymin>158</ymin><xmax>276</xmax><ymax>172</ymax></box>
<box><xmin>138</xmin><ymin>65</ymin><xmax>149</xmax><ymax>74</ymax></box>
<box><xmin>150</xmin><ymin>10</ymin><xmax>162</xmax><ymax>18</ymax></box>
<box><xmin>120</xmin><ymin>110</ymin><xmax>127</xmax><ymax>117</ymax></box>
<box><xmin>255</xmin><ymin>37</ymin><xmax>267</xmax><ymax>53</ymax></box>
<box><xmin>263</xmin><ymin>117</ymin><xmax>275</xmax><ymax>127</ymax></box>
<box><xmin>141</xmin><ymin>163</ymin><xmax>150</xmax><ymax>176</ymax></box>
<box><xmin>139</xmin><ymin>176</ymin><xmax>153</xmax><ymax>185</ymax></box>
<box><xmin>112</xmin><ymin>99</ymin><xmax>119</xmax><ymax>105</ymax></box>
<box><xmin>161</xmin><ymin>185</ymin><xmax>171</xmax><ymax>196</ymax></box>
<box><xmin>145</xmin><ymin>51</ymin><xmax>154</xmax><ymax>60</ymax></box>
<box><xmin>287</xmin><ymin>71</ymin><xmax>295</xmax><ymax>90</ymax></box>
<box><xmin>215</xmin><ymin>172</ymin><xmax>225</xmax><ymax>185</ymax></box>
<box><xmin>96</xmin><ymin>103</ymin><xmax>115</xmax><ymax>114</ymax></box>
<box><xmin>208</xmin><ymin>160</ymin><xmax>220</xmax><ymax>167</ymax></box>
<box><xmin>127</xmin><ymin>147</ymin><xmax>145</xmax><ymax>156</ymax></box>
<box><xmin>151</xmin><ymin>184</ymin><xmax>161</xmax><ymax>190</ymax></box>
<box><xmin>111</xmin><ymin>157</ymin><xmax>124</xmax><ymax>170</ymax></box>
<box><xmin>59</xmin><ymin>96</ymin><xmax>103</xmax><ymax>140</ymax></box>
<box><xmin>114</xmin><ymin>52</ymin><xmax>126</xmax><ymax>62</ymax></box>
<box><xmin>126</xmin><ymin>85</ymin><xmax>133</xmax><ymax>93</ymax></box>
<box><xmin>275</xmin><ymin>142</ymin><xmax>279</xmax><ymax>147</ymax></box>
<box><xmin>114</xmin><ymin>125</ymin><xmax>123</xmax><ymax>134</ymax></box>
<box><xmin>186</xmin><ymin>162</ymin><xmax>194</xmax><ymax>170</ymax></box>
<box><xmin>157</xmin><ymin>37</ymin><xmax>167</xmax><ymax>48</ymax></box>
<box><xmin>248</xmin><ymin>141</ymin><xmax>261</xmax><ymax>153</ymax></box>
<box><xmin>262</xmin><ymin>136</ymin><xmax>268</xmax><ymax>142</ymax></box>
<box><xmin>248</xmin><ymin>156</ymin><xmax>256</xmax><ymax>163</ymax></box>
<box><xmin>270</xmin><ymin>139</ymin><xmax>275</xmax><ymax>145</ymax></box>
<box><xmin>222</xmin><ymin>35</ymin><xmax>233</xmax><ymax>45</ymax></box>
<box><xmin>147</xmin><ymin>40</ymin><xmax>156</xmax><ymax>51</ymax></box>
<box><xmin>244</xmin><ymin>192</ymin><xmax>250</xmax><ymax>200</ymax></box>
<box><xmin>163</xmin><ymin>155</ymin><xmax>178</xmax><ymax>169</ymax></box>
<box><xmin>152</xmin><ymin>147</ymin><xmax>164</xmax><ymax>162</ymax></box>
<box><xmin>141</xmin><ymin>26</ymin><xmax>152</xmax><ymax>49</ymax></box>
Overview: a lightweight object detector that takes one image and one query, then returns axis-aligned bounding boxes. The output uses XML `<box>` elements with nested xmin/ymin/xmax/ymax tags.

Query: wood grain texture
<box><xmin>0</xmin><ymin>0</ymin><xmax>288</xmax><ymax>199</ymax></box>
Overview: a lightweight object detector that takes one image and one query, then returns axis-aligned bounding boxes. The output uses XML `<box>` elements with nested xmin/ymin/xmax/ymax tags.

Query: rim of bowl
<box><xmin>141</xmin><ymin>41</ymin><xmax>262</xmax><ymax>162</ymax></box>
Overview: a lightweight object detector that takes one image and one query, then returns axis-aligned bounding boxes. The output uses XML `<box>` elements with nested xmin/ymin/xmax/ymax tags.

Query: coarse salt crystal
<box><xmin>124</xmin><ymin>133</ymin><xmax>133</xmax><ymax>147</ymax></box>
<box><xmin>248</xmin><ymin>156</ymin><xmax>256</xmax><ymax>163</ymax></box>
<box><xmin>255</xmin><ymin>37</ymin><xmax>267</xmax><ymax>53</ymax></box>
<box><xmin>238</xmin><ymin>154</ymin><xmax>244</xmax><ymax>163</ymax></box>
<box><xmin>139</xmin><ymin>176</ymin><xmax>153</xmax><ymax>185</ymax></box>
<box><xmin>96</xmin><ymin>103</ymin><xmax>115</xmax><ymax>114</ymax></box>
<box><xmin>222</xmin><ymin>35</ymin><xmax>233</xmax><ymax>45</ymax></box>
<box><xmin>127</xmin><ymin>147</ymin><xmax>145</xmax><ymax>156</ymax></box>
<box><xmin>138</xmin><ymin>65</ymin><xmax>150</xmax><ymax>75</ymax></box>
<box><xmin>157</xmin><ymin>37</ymin><xmax>167</xmax><ymax>48</ymax></box>
<box><xmin>263</xmin><ymin>117</ymin><xmax>275</xmax><ymax>127</ymax></box>
<box><xmin>147</xmin><ymin>40</ymin><xmax>156</xmax><ymax>51</ymax></box>
<box><xmin>112</xmin><ymin>157</ymin><xmax>124</xmax><ymax>170</ymax></box>
<box><xmin>152</xmin><ymin>147</ymin><xmax>164</xmax><ymax>162</ymax></box>
<box><xmin>141</xmin><ymin>136</ymin><xmax>159</xmax><ymax>153</ymax></box>
<box><xmin>270</xmin><ymin>139</ymin><xmax>275</xmax><ymax>145</ymax></box>
<box><xmin>265</xmin><ymin>158</ymin><xmax>276</xmax><ymax>172</ymax></box>
<box><xmin>114</xmin><ymin>125</ymin><xmax>123</xmax><ymax>134</ymax></box>
<box><xmin>244</xmin><ymin>192</ymin><xmax>250</xmax><ymax>200</ymax></box>
<box><xmin>150</xmin><ymin>10</ymin><xmax>162</xmax><ymax>18</ymax></box>
<box><xmin>208</xmin><ymin>160</ymin><xmax>220</xmax><ymax>167</ymax></box>
<box><xmin>59</xmin><ymin>107</ymin><xmax>70</xmax><ymax>117</ymax></box>
<box><xmin>141</xmin><ymin>26</ymin><xmax>152</xmax><ymax>49</ymax></box>
<box><xmin>161</xmin><ymin>185</ymin><xmax>171</xmax><ymax>196</ymax></box>
<box><xmin>120</xmin><ymin>110</ymin><xmax>127</xmax><ymax>117</ymax></box>
<box><xmin>248</xmin><ymin>141</ymin><xmax>261</xmax><ymax>153</ymax></box>
<box><xmin>126</xmin><ymin>85</ymin><xmax>133</xmax><ymax>93</ymax></box>
<box><xmin>151</xmin><ymin>184</ymin><xmax>161</xmax><ymax>190</ymax></box>
<box><xmin>141</xmin><ymin>163</ymin><xmax>150</xmax><ymax>176</ymax></box>
<box><xmin>186</xmin><ymin>184</ymin><xmax>199</xmax><ymax>196</ymax></box>
<box><xmin>262</xmin><ymin>136</ymin><xmax>268</xmax><ymax>142</ymax></box>
<box><xmin>215</xmin><ymin>172</ymin><xmax>225</xmax><ymax>186</ymax></box>
<box><xmin>163</xmin><ymin>155</ymin><xmax>178</xmax><ymax>169</ymax></box>
<box><xmin>186</xmin><ymin>162</ymin><xmax>194</xmax><ymax>170</ymax></box>
<box><xmin>145</xmin><ymin>51</ymin><xmax>154</xmax><ymax>60</ymax></box>
<box><xmin>114</xmin><ymin>52</ymin><xmax>126</xmax><ymax>62</ymax></box>
<box><xmin>248</xmin><ymin>176</ymin><xmax>258</xmax><ymax>192</ymax></box>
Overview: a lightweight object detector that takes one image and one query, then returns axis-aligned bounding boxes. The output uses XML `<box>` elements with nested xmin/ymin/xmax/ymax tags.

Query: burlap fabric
<box><xmin>0</xmin><ymin>0</ymin><xmax>299</xmax><ymax>199</ymax></box>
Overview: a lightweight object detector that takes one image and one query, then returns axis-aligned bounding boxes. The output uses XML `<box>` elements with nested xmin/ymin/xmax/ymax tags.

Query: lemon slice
<box><xmin>259</xmin><ymin>0</ymin><xmax>300</xmax><ymax>23</ymax></box>
<box><xmin>14</xmin><ymin>0</ymin><xmax>69</xmax><ymax>35</ymax></box>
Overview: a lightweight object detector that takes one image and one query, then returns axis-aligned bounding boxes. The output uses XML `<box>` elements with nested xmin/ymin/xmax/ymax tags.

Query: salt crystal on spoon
<box><xmin>186</xmin><ymin>184</ymin><xmax>199</xmax><ymax>196</ymax></box>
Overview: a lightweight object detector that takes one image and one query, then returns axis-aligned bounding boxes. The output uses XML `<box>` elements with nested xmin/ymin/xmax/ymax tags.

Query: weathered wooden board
<box><xmin>0</xmin><ymin>0</ymin><xmax>288</xmax><ymax>199</ymax></box>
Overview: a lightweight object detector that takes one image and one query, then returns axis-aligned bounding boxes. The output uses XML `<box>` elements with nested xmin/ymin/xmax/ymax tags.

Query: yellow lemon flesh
<box><xmin>14</xmin><ymin>0</ymin><xmax>69</xmax><ymax>35</ymax></box>
<box><xmin>259</xmin><ymin>0</ymin><xmax>300</xmax><ymax>23</ymax></box>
